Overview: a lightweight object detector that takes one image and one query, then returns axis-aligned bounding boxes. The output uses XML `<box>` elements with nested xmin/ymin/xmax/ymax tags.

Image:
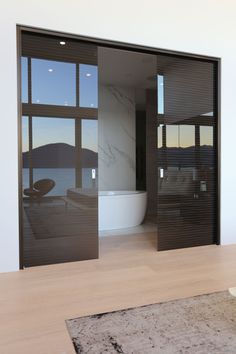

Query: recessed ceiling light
<box><xmin>60</xmin><ymin>41</ymin><xmax>66</xmax><ymax>45</ymax></box>
<box><xmin>86</xmin><ymin>73</ymin><xmax>91</xmax><ymax>77</ymax></box>
<box><xmin>48</xmin><ymin>68</ymin><xmax>53</xmax><ymax>73</ymax></box>
<box><xmin>64</xmin><ymin>101</ymin><xmax>68</xmax><ymax>106</ymax></box>
<box><xmin>36</xmin><ymin>99</ymin><xmax>40</xmax><ymax>103</ymax></box>
<box><xmin>90</xmin><ymin>103</ymin><xmax>94</xmax><ymax>107</ymax></box>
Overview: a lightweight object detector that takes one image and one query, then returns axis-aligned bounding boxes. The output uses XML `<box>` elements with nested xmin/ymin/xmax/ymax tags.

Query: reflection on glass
<box><xmin>22</xmin><ymin>117</ymin><xmax>76</xmax><ymax>198</ymax></box>
<box><xmin>32</xmin><ymin>117</ymin><xmax>75</xmax><ymax>149</ymax></box>
<box><xmin>157</xmin><ymin>74</ymin><xmax>164</xmax><ymax>114</ymax></box>
<box><xmin>22</xmin><ymin>116</ymin><xmax>29</xmax><ymax>190</ymax></box>
<box><xmin>22</xmin><ymin>116</ymin><xmax>29</xmax><ymax>152</ymax></box>
<box><xmin>22</xmin><ymin>115</ymin><xmax>98</xmax><ymax>265</ymax></box>
<box><xmin>200</xmin><ymin>126</ymin><xmax>213</xmax><ymax>146</ymax></box>
<box><xmin>166</xmin><ymin>125</ymin><xmax>195</xmax><ymax>148</ymax></box>
<box><xmin>21</xmin><ymin>57</ymin><xmax>28</xmax><ymax>103</ymax></box>
<box><xmin>79</xmin><ymin>64</ymin><xmax>98</xmax><ymax>108</ymax></box>
<box><xmin>157</xmin><ymin>125</ymin><xmax>163</xmax><ymax>148</ymax></box>
<box><xmin>156</xmin><ymin>57</ymin><xmax>216</xmax><ymax>251</ymax></box>
<box><xmin>81</xmin><ymin>119</ymin><xmax>98</xmax><ymax>189</ymax></box>
<box><xmin>82</xmin><ymin>119</ymin><xmax>98</xmax><ymax>152</ymax></box>
<box><xmin>22</xmin><ymin>117</ymin><xmax>99</xmax><ymax>197</ymax></box>
<box><xmin>201</xmin><ymin>111</ymin><xmax>214</xmax><ymax>117</ymax></box>
<box><xmin>166</xmin><ymin>125</ymin><xmax>178</xmax><ymax>147</ymax></box>
<box><xmin>180</xmin><ymin>125</ymin><xmax>195</xmax><ymax>148</ymax></box>
<box><xmin>31</xmin><ymin>59</ymin><xmax>76</xmax><ymax>106</ymax></box>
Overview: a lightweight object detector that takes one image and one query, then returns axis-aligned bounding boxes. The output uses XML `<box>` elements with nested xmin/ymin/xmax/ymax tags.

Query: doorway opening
<box><xmin>97</xmin><ymin>47</ymin><xmax>158</xmax><ymax>257</ymax></box>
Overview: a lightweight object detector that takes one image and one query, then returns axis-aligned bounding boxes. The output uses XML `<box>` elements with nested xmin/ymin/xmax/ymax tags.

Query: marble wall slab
<box><xmin>98</xmin><ymin>85</ymin><xmax>136</xmax><ymax>191</ymax></box>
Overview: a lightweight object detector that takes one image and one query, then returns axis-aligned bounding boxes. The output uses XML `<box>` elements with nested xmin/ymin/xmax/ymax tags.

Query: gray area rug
<box><xmin>66</xmin><ymin>291</ymin><xmax>236</xmax><ymax>354</ymax></box>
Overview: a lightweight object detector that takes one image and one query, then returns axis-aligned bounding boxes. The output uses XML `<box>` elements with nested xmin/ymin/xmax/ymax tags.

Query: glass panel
<box><xmin>32</xmin><ymin>117</ymin><xmax>75</xmax><ymax>196</ymax></box>
<box><xmin>79</xmin><ymin>64</ymin><xmax>98</xmax><ymax>108</ymax></box>
<box><xmin>21</xmin><ymin>57</ymin><xmax>28</xmax><ymax>103</ymax></box>
<box><xmin>22</xmin><ymin>116</ymin><xmax>29</xmax><ymax>152</ymax></box>
<box><xmin>166</xmin><ymin>125</ymin><xmax>178</xmax><ymax>147</ymax></box>
<box><xmin>22</xmin><ymin>115</ymin><xmax>98</xmax><ymax>267</ymax></box>
<box><xmin>180</xmin><ymin>125</ymin><xmax>195</xmax><ymax>148</ymax></box>
<box><xmin>157</xmin><ymin>74</ymin><xmax>164</xmax><ymax>114</ymax></box>
<box><xmin>165</xmin><ymin>125</ymin><xmax>195</xmax><ymax>148</ymax></box>
<box><xmin>201</xmin><ymin>111</ymin><xmax>214</xmax><ymax>117</ymax></box>
<box><xmin>31</xmin><ymin>59</ymin><xmax>76</xmax><ymax>106</ymax></box>
<box><xmin>81</xmin><ymin>119</ymin><xmax>98</xmax><ymax>152</ymax></box>
<box><xmin>157</xmin><ymin>124</ymin><xmax>163</xmax><ymax>148</ymax></box>
<box><xmin>200</xmin><ymin>126</ymin><xmax>213</xmax><ymax>146</ymax></box>
<box><xmin>81</xmin><ymin>119</ymin><xmax>98</xmax><ymax>188</ymax></box>
<box><xmin>200</xmin><ymin>126</ymin><xmax>214</xmax><ymax>194</ymax></box>
<box><xmin>157</xmin><ymin>56</ymin><xmax>216</xmax><ymax>251</ymax></box>
<box><xmin>32</xmin><ymin>117</ymin><xmax>75</xmax><ymax>151</ymax></box>
<box><xmin>21</xmin><ymin>32</ymin><xmax>99</xmax><ymax>268</ymax></box>
<box><xmin>22</xmin><ymin>116</ymin><xmax>29</xmax><ymax>190</ymax></box>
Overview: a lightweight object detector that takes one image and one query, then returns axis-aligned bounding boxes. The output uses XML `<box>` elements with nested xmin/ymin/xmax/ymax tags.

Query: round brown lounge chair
<box><xmin>24</xmin><ymin>179</ymin><xmax>55</xmax><ymax>203</ymax></box>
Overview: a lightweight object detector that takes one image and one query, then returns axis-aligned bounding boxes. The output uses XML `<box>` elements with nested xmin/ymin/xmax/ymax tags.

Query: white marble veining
<box><xmin>98</xmin><ymin>85</ymin><xmax>136</xmax><ymax>190</ymax></box>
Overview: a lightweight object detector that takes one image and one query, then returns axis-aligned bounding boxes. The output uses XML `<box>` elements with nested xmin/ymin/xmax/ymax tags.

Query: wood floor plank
<box><xmin>0</xmin><ymin>233</ymin><xmax>236</xmax><ymax>354</ymax></box>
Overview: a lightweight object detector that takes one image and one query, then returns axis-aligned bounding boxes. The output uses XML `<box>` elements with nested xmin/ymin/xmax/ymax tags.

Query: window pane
<box><xmin>32</xmin><ymin>117</ymin><xmax>75</xmax><ymax>196</ymax></box>
<box><xmin>22</xmin><ymin>116</ymin><xmax>29</xmax><ymax>152</ymax></box>
<box><xmin>79</xmin><ymin>64</ymin><xmax>98</xmax><ymax>108</ymax></box>
<box><xmin>200</xmin><ymin>126</ymin><xmax>213</xmax><ymax>146</ymax></box>
<box><xmin>157</xmin><ymin>125</ymin><xmax>163</xmax><ymax>148</ymax></box>
<box><xmin>81</xmin><ymin>119</ymin><xmax>98</xmax><ymax>188</ymax></box>
<box><xmin>32</xmin><ymin>117</ymin><xmax>75</xmax><ymax>148</ymax></box>
<box><xmin>21</xmin><ymin>57</ymin><xmax>28</xmax><ymax>103</ymax></box>
<box><xmin>166</xmin><ymin>125</ymin><xmax>178</xmax><ymax>147</ymax></box>
<box><xmin>32</xmin><ymin>59</ymin><xmax>76</xmax><ymax>106</ymax></box>
<box><xmin>180</xmin><ymin>125</ymin><xmax>195</xmax><ymax>148</ymax></box>
<box><xmin>157</xmin><ymin>74</ymin><xmax>164</xmax><ymax>114</ymax></box>
<box><xmin>81</xmin><ymin>119</ymin><xmax>98</xmax><ymax>152</ymax></box>
<box><xmin>22</xmin><ymin>116</ymin><xmax>29</xmax><ymax>190</ymax></box>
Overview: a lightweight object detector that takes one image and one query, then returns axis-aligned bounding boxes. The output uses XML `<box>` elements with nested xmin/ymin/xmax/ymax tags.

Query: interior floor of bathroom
<box><xmin>99</xmin><ymin>222</ymin><xmax>158</xmax><ymax>257</ymax></box>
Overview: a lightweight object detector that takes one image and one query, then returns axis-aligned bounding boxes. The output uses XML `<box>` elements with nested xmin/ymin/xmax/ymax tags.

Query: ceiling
<box><xmin>98</xmin><ymin>47</ymin><xmax>157</xmax><ymax>89</ymax></box>
<box><xmin>98</xmin><ymin>47</ymin><xmax>158</xmax><ymax>108</ymax></box>
<box><xmin>98</xmin><ymin>47</ymin><xmax>214</xmax><ymax>118</ymax></box>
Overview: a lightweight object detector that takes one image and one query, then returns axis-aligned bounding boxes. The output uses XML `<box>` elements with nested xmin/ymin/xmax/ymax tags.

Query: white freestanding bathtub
<box><xmin>99</xmin><ymin>191</ymin><xmax>147</xmax><ymax>231</ymax></box>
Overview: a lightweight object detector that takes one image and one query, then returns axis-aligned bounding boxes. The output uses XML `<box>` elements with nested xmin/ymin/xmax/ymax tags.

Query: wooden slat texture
<box><xmin>22</xmin><ymin>31</ymin><xmax>97</xmax><ymax>64</ymax></box>
<box><xmin>20</xmin><ymin>31</ymin><xmax>99</xmax><ymax>267</ymax></box>
<box><xmin>146</xmin><ymin>89</ymin><xmax>158</xmax><ymax>221</ymax></box>
<box><xmin>157</xmin><ymin>55</ymin><xmax>217</xmax><ymax>250</ymax></box>
<box><xmin>22</xmin><ymin>103</ymin><xmax>97</xmax><ymax>119</ymax></box>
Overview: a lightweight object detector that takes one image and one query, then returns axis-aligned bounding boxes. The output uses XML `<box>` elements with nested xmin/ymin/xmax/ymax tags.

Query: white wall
<box><xmin>98</xmin><ymin>85</ymin><xmax>136</xmax><ymax>191</ymax></box>
<box><xmin>1</xmin><ymin>0</ymin><xmax>236</xmax><ymax>272</ymax></box>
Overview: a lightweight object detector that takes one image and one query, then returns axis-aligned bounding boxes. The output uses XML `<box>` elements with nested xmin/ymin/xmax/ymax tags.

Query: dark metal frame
<box><xmin>17</xmin><ymin>25</ymin><xmax>221</xmax><ymax>269</ymax></box>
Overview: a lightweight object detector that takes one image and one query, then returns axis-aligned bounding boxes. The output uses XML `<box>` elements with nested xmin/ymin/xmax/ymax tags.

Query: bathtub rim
<box><xmin>99</xmin><ymin>190</ymin><xmax>147</xmax><ymax>198</ymax></box>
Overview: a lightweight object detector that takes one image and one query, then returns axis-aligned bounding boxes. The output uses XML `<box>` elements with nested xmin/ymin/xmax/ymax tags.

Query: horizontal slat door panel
<box><xmin>157</xmin><ymin>55</ymin><xmax>217</xmax><ymax>251</ymax></box>
<box><xmin>20</xmin><ymin>31</ymin><xmax>99</xmax><ymax>267</ymax></box>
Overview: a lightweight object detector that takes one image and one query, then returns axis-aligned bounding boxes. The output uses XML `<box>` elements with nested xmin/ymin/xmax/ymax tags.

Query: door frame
<box><xmin>17</xmin><ymin>25</ymin><xmax>221</xmax><ymax>269</ymax></box>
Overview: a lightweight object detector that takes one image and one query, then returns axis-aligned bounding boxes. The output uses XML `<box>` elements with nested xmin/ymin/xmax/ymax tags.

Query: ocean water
<box><xmin>23</xmin><ymin>168</ymin><xmax>98</xmax><ymax>196</ymax></box>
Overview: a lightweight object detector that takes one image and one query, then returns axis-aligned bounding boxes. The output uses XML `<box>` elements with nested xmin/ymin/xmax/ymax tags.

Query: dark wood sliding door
<box><xmin>156</xmin><ymin>55</ymin><xmax>217</xmax><ymax>250</ymax></box>
<box><xmin>20</xmin><ymin>32</ymin><xmax>99</xmax><ymax>267</ymax></box>
<box><xmin>19</xmin><ymin>28</ymin><xmax>219</xmax><ymax>265</ymax></box>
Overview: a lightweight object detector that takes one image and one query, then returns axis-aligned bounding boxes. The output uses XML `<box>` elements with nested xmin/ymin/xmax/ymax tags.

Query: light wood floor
<box><xmin>1</xmin><ymin>232</ymin><xmax>236</xmax><ymax>354</ymax></box>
